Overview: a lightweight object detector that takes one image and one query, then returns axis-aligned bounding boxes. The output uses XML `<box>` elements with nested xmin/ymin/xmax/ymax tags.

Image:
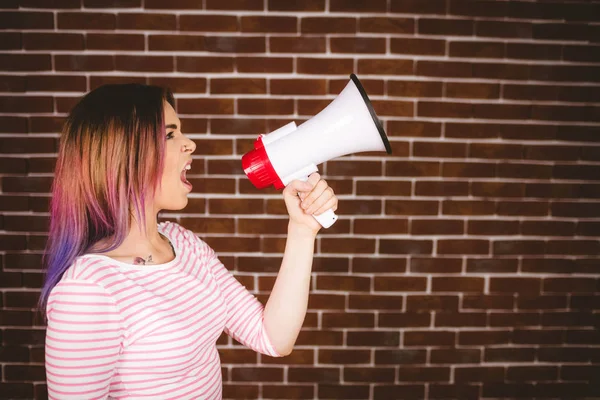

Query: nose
<box><xmin>182</xmin><ymin>138</ymin><xmax>196</xmax><ymax>153</ymax></box>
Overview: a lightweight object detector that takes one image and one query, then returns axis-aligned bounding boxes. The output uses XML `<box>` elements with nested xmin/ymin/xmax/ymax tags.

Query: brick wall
<box><xmin>1</xmin><ymin>0</ymin><xmax>599</xmax><ymax>398</ymax></box>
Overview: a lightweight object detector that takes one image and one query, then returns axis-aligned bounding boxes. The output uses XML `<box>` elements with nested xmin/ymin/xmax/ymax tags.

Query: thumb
<box><xmin>283</xmin><ymin>179</ymin><xmax>313</xmax><ymax>198</ymax></box>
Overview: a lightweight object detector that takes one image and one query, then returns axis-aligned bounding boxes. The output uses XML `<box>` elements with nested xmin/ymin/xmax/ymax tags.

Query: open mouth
<box><xmin>181</xmin><ymin>161</ymin><xmax>192</xmax><ymax>190</ymax></box>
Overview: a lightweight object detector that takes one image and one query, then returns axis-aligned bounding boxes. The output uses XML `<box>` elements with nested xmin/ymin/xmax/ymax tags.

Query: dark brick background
<box><xmin>0</xmin><ymin>0</ymin><xmax>599</xmax><ymax>399</ymax></box>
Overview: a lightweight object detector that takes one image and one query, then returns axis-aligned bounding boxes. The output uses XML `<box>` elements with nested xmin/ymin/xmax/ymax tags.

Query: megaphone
<box><xmin>242</xmin><ymin>73</ymin><xmax>392</xmax><ymax>228</ymax></box>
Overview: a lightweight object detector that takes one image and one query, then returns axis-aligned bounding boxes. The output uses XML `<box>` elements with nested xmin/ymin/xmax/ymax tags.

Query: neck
<box><xmin>90</xmin><ymin>203</ymin><xmax>169</xmax><ymax>261</ymax></box>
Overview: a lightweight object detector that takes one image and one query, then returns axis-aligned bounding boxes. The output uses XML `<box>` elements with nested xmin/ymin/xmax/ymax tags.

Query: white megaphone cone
<box><xmin>242</xmin><ymin>74</ymin><xmax>392</xmax><ymax>228</ymax></box>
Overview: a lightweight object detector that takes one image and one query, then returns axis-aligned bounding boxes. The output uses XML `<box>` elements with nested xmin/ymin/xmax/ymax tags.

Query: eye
<box><xmin>166</xmin><ymin>132</ymin><xmax>175</xmax><ymax>140</ymax></box>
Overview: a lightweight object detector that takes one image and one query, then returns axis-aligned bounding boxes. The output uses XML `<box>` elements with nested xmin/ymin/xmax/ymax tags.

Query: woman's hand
<box><xmin>282</xmin><ymin>173</ymin><xmax>338</xmax><ymax>236</ymax></box>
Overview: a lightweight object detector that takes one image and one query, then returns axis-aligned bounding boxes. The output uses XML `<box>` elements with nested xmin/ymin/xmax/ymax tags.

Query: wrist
<box><xmin>288</xmin><ymin>221</ymin><xmax>318</xmax><ymax>239</ymax></box>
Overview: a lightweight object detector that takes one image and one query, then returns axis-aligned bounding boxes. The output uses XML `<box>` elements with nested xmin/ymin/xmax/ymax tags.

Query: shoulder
<box><xmin>159</xmin><ymin>220</ymin><xmax>213</xmax><ymax>257</ymax></box>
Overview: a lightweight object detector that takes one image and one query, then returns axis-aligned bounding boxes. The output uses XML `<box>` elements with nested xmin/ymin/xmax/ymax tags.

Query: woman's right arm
<box><xmin>45</xmin><ymin>280</ymin><xmax>123</xmax><ymax>400</ymax></box>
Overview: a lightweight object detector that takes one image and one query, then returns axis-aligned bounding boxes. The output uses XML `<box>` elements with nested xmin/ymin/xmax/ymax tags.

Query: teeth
<box><xmin>185</xmin><ymin>164</ymin><xmax>191</xmax><ymax>171</ymax></box>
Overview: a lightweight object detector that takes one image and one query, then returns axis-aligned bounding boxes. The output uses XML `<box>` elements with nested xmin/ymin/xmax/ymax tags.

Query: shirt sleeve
<box><xmin>45</xmin><ymin>279</ymin><xmax>123</xmax><ymax>399</ymax></box>
<box><xmin>189</xmin><ymin>232</ymin><xmax>282</xmax><ymax>358</ymax></box>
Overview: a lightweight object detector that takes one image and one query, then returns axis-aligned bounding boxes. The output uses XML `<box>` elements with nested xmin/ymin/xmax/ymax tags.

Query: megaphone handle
<box><xmin>297</xmin><ymin>176</ymin><xmax>338</xmax><ymax>229</ymax></box>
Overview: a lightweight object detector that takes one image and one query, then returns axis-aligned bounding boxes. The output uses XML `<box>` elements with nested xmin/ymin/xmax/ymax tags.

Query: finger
<box><xmin>283</xmin><ymin>179</ymin><xmax>313</xmax><ymax>197</ymax></box>
<box><xmin>306</xmin><ymin>172</ymin><xmax>320</xmax><ymax>187</ymax></box>
<box><xmin>301</xmin><ymin>179</ymin><xmax>329</xmax><ymax>211</ymax></box>
<box><xmin>305</xmin><ymin>186</ymin><xmax>334</xmax><ymax>215</ymax></box>
<box><xmin>299</xmin><ymin>173</ymin><xmax>321</xmax><ymax>201</ymax></box>
<box><xmin>313</xmin><ymin>194</ymin><xmax>338</xmax><ymax>216</ymax></box>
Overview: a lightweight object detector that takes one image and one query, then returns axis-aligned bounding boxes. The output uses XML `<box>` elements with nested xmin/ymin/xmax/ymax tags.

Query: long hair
<box><xmin>38</xmin><ymin>84</ymin><xmax>175</xmax><ymax>314</ymax></box>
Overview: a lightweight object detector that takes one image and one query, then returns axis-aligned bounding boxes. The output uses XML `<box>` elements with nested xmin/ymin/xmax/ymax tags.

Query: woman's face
<box><xmin>154</xmin><ymin>101</ymin><xmax>196</xmax><ymax>211</ymax></box>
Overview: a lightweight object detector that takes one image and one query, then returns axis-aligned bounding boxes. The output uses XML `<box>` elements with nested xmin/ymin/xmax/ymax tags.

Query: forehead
<box><xmin>163</xmin><ymin>101</ymin><xmax>178</xmax><ymax>123</ymax></box>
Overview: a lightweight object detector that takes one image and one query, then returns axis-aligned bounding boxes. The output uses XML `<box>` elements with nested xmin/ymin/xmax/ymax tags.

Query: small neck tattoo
<box><xmin>133</xmin><ymin>255</ymin><xmax>153</xmax><ymax>265</ymax></box>
<box><xmin>132</xmin><ymin>241</ymin><xmax>175</xmax><ymax>266</ymax></box>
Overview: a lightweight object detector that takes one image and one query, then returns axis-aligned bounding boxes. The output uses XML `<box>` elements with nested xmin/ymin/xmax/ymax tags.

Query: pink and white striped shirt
<box><xmin>45</xmin><ymin>221</ymin><xmax>281</xmax><ymax>399</ymax></box>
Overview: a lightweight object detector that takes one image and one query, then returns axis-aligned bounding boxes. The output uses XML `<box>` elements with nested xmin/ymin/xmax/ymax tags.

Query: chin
<box><xmin>158</xmin><ymin>195</ymin><xmax>189</xmax><ymax>211</ymax></box>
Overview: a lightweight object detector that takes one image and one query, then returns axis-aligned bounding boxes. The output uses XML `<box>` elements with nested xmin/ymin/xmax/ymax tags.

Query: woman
<box><xmin>39</xmin><ymin>84</ymin><xmax>338</xmax><ymax>399</ymax></box>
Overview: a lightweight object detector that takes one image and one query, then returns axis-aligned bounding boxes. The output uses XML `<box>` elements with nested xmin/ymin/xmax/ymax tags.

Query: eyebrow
<box><xmin>165</xmin><ymin>124</ymin><xmax>178</xmax><ymax>130</ymax></box>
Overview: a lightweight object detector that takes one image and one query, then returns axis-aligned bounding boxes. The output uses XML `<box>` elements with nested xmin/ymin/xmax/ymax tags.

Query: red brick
<box><xmin>379</xmin><ymin>313</ymin><xmax>431</xmax><ymax>328</ymax></box>
<box><xmin>348</xmin><ymin>294</ymin><xmax>403</xmax><ymax>310</ymax></box>
<box><xmin>507</xmin><ymin>366</ymin><xmax>558</xmax><ymax>382</ymax></box>
<box><xmin>356</xmin><ymin>180</ymin><xmax>410</xmax><ymax>196</ymax></box>
<box><xmin>320</xmin><ymin>384</ymin><xmax>370</xmax><ymax>399</ymax></box>
<box><xmin>321</xmin><ymin>238</ymin><xmax>375</xmax><ymax>254</ymax></box>
<box><xmin>438</xmin><ymin>240</ymin><xmax>489</xmax><ymax>255</ymax></box>
<box><xmin>404</xmin><ymin>331</ymin><xmax>455</xmax><ymax>346</ymax></box>
<box><xmin>352</xmin><ymin>257</ymin><xmax>406</xmax><ymax>273</ymax></box>
<box><xmin>392</xmin><ymin>38</ymin><xmax>446</xmax><ymax>55</ymax></box>
<box><xmin>237</xmin><ymin>56</ymin><xmax>293</xmax><ymax>73</ymax></box>
<box><xmin>144</xmin><ymin>0</ymin><xmax>203</xmax><ymax>8</ymax></box>
<box><xmin>468</xmin><ymin>220</ymin><xmax>520</xmax><ymax>236</ymax></box>
<box><xmin>391</xmin><ymin>0</ymin><xmax>446</xmax><ymax>14</ymax></box>
<box><xmin>430</xmin><ymin>384</ymin><xmax>479</xmax><ymax>399</ymax></box>
<box><xmin>354</xmin><ymin>218</ymin><xmax>408</xmax><ymax>235</ymax></box>
<box><xmin>415</xmin><ymin>181</ymin><xmax>468</xmax><ymax>197</ymax></box>
<box><xmin>380</xmin><ymin>239</ymin><xmax>433</xmax><ymax>255</ymax></box>
<box><xmin>490</xmin><ymin>278</ymin><xmax>542</xmax><ymax>293</ymax></box>
<box><xmin>316</xmin><ymin>276</ymin><xmax>370</xmax><ymax>292</ymax></box>
<box><xmin>1</xmin><ymin>11</ymin><xmax>54</xmax><ymax>29</ymax></box>
<box><xmin>232</xmin><ymin>367</ymin><xmax>283</xmax><ymax>382</ymax></box>
<box><xmin>389</xmin><ymin>80</ymin><xmax>442</xmax><ymax>97</ymax></box>
<box><xmin>289</xmin><ymin>366</ymin><xmax>339</xmax><ymax>382</ymax></box>
<box><xmin>306</xmin><ymin>295</ymin><xmax>345</xmax><ymax>310</ymax></box>
<box><xmin>348</xmin><ymin>331</ymin><xmax>399</xmax><ymax>347</ymax></box>
<box><xmin>345</xmin><ymin>367</ymin><xmax>395</xmax><ymax>382</ymax></box>
<box><xmin>387</xmin><ymin>121</ymin><xmax>441</xmax><ymax>137</ymax></box>
<box><xmin>24</xmin><ymin>33</ymin><xmax>83</xmax><ymax>50</ymax></box>
<box><xmin>210</xmin><ymin>78</ymin><xmax>266</xmax><ymax>95</ymax></box>
<box><xmin>386</xmin><ymin>161</ymin><xmax>440</xmax><ymax>177</ymax></box>
<box><xmin>490</xmin><ymin>312</ymin><xmax>540</xmax><ymax>327</ymax></box>
<box><xmin>149</xmin><ymin>35</ymin><xmax>205</xmax><ymax>51</ymax></box>
<box><xmin>331</xmin><ymin>37</ymin><xmax>386</xmax><ymax>54</ymax></box>
<box><xmin>455</xmin><ymin>367</ymin><xmax>504</xmax><ymax>382</ymax></box>
<box><xmin>359</xmin><ymin>17</ymin><xmax>414</xmax><ymax>34</ymax></box>
<box><xmin>494</xmin><ymin>240</ymin><xmax>547</xmax><ymax>254</ymax></box>
<box><xmin>178</xmin><ymin>98</ymin><xmax>234</xmax><ymax>115</ymax></box>
<box><xmin>513</xmin><ymin>329</ymin><xmax>563</xmax><ymax>345</ymax></box>
<box><xmin>386</xmin><ymin>199</ymin><xmax>438</xmax><ymax>215</ymax></box>
<box><xmin>269</xmin><ymin>37</ymin><xmax>325</xmax><ymax>53</ymax></box>
<box><xmin>436</xmin><ymin>313</ymin><xmax>487</xmax><ymax>327</ymax></box>
<box><xmin>411</xmin><ymin>219</ymin><xmax>464</xmax><ymax>235</ymax></box>
<box><xmin>431</xmin><ymin>349</ymin><xmax>481</xmax><ymax>364</ymax></box>
<box><xmin>301</xmin><ymin>17</ymin><xmax>356</xmax><ymax>34</ymax></box>
<box><xmin>177</xmin><ymin>56</ymin><xmax>234</xmax><ymax>73</ymax></box>
<box><xmin>0</xmin><ymin>74</ymin><xmax>25</xmax><ymax>91</ymax></box>
<box><xmin>241</xmin><ymin>16</ymin><xmax>296</xmax><ymax>33</ymax></box>
<box><xmin>497</xmin><ymin>202</ymin><xmax>549</xmax><ymax>217</ymax></box>
<box><xmin>432</xmin><ymin>277</ymin><xmax>484</xmax><ymax>292</ymax></box>
<box><xmin>417</xmin><ymin>61</ymin><xmax>472</xmax><ymax>78</ymax></box>
<box><xmin>0</xmin><ymin>54</ymin><xmax>52</xmax><ymax>71</ymax></box>
<box><xmin>84</xmin><ymin>0</ymin><xmax>139</xmax><ymax>6</ymax></box>
<box><xmin>297</xmin><ymin>57</ymin><xmax>353</xmax><ymax>75</ymax></box>
<box><xmin>466</xmin><ymin>258</ymin><xmax>518</xmax><ymax>273</ymax></box>
<box><xmin>407</xmin><ymin>295</ymin><xmax>458</xmax><ymax>311</ymax></box>
<box><xmin>58</xmin><ymin>12</ymin><xmax>116</xmax><ymax>29</ymax></box>
<box><xmin>419</xmin><ymin>18</ymin><xmax>473</xmax><ymax>35</ymax></box>
<box><xmin>270</xmin><ymin>79</ymin><xmax>327</xmax><ymax>95</ymax></box>
<box><xmin>446</xmin><ymin>82</ymin><xmax>500</xmax><ymax>99</ymax></box>
<box><xmin>262</xmin><ymin>385</ymin><xmax>313</xmax><ymax>398</ymax></box>
<box><xmin>358</xmin><ymin>59</ymin><xmax>413</xmax><ymax>75</ymax></box>
<box><xmin>459</xmin><ymin>330</ymin><xmax>510</xmax><ymax>345</ymax></box>
<box><xmin>319</xmin><ymin>349</ymin><xmax>370</xmax><ymax>364</ymax></box>
<box><xmin>206</xmin><ymin>0</ymin><xmax>263</xmax><ymax>10</ymax></box>
<box><xmin>268</xmin><ymin>0</ymin><xmax>324</xmax><ymax>11</ymax></box>
<box><xmin>179</xmin><ymin>15</ymin><xmax>238</xmax><ymax>31</ymax></box>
